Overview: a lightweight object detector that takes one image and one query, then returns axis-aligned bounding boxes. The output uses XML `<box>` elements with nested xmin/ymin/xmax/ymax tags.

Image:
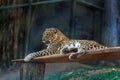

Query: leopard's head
<box><xmin>42</xmin><ymin>28</ymin><xmax>68</xmax><ymax>44</ymax></box>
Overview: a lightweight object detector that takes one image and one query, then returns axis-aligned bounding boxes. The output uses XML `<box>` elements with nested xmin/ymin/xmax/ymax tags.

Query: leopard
<box><xmin>24</xmin><ymin>28</ymin><xmax>107</xmax><ymax>62</ymax></box>
<box><xmin>24</xmin><ymin>28</ymin><xmax>69</xmax><ymax>62</ymax></box>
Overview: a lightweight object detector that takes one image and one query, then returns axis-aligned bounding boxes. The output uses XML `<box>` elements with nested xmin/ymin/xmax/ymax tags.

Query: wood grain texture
<box><xmin>12</xmin><ymin>47</ymin><xmax>120</xmax><ymax>63</ymax></box>
<box><xmin>20</xmin><ymin>63</ymin><xmax>45</xmax><ymax>80</ymax></box>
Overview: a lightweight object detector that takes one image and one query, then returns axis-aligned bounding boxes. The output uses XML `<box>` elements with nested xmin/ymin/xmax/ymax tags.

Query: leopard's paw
<box><xmin>62</xmin><ymin>47</ymin><xmax>70</xmax><ymax>54</ymax></box>
<box><xmin>69</xmin><ymin>53</ymin><xmax>78</xmax><ymax>60</ymax></box>
<box><xmin>69</xmin><ymin>51</ymin><xmax>86</xmax><ymax>60</ymax></box>
<box><xmin>24</xmin><ymin>54</ymin><xmax>33</xmax><ymax>62</ymax></box>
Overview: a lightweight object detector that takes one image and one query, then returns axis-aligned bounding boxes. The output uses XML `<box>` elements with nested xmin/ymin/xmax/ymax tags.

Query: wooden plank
<box><xmin>12</xmin><ymin>47</ymin><xmax>120</xmax><ymax>63</ymax></box>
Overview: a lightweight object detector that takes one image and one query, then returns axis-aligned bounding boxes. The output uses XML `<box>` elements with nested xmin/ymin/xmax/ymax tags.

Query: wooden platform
<box><xmin>12</xmin><ymin>47</ymin><xmax>120</xmax><ymax>63</ymax></box>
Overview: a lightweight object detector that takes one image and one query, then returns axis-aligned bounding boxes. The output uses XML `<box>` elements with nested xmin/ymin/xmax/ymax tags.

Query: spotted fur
<box><xmin>24</xmin><ymin>28</ymin><xmax>106</xmax><ymax>62</ymax></box>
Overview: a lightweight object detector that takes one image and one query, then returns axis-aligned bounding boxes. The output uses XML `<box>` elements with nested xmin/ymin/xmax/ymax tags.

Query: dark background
<box><xmin>0</xmin><ymin>0</ymin><xmax>120</xmax><ymax>80</ymax></box>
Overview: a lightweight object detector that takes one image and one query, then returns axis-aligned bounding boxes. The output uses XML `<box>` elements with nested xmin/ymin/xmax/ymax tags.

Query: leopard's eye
<box><xmin>46</xmin><ymin>32</ymin><xmax>49</xmax><ymax>35</ymax></box>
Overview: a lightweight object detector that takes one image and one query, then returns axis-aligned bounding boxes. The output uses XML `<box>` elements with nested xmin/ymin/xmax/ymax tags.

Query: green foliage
<box><xmin>45</xmin><ymin>66</ymin><xmax>120</xmax><ymax>80</ymax></box>
<box><xmin>83</xmin><ymin>71</ymin><xmax>120</xmax><ymax>80</ymax></box>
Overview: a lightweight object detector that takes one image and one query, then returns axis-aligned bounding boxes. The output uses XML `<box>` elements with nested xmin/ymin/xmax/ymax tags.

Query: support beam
<box><xmin>77</xmin><ymin>0</ymin><xmax>104</xmax><ymax>11</ymax></box>
<box><xmin>102</xmin><ymin>0</ymin><xmax>119</xmax><ymax>47</ymax></box>
<box><xmin>0</xmin><ymin>0</ymin><xmax>70</xmax><ymax>10</ymax></box>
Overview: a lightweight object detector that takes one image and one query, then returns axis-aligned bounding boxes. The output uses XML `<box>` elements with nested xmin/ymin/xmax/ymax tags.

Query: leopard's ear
<box><xmin>45</xmin><ymin>28</ymin><xmax>49</xmax><ymax>31</ymax></box>
<box><xmin>53</xmin><ymin>28</ymin><xmax>59</xmax><ymax>33</ymax></box>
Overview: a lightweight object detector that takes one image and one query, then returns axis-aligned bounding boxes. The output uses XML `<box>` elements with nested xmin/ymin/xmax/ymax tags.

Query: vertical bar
<box><xmin>25</xmin><ymin>0</ymin><xmax>32</xmax><ymax>55</ymax></box>
<box><xmin>69</xmin><ymin>0</ymin><xmax>76</xmax><ymax>38</ymax></box>
<box><xmin>102</xmin><ymin>0</ymin><xmax>118</xmax><ymax>46</ymax></box>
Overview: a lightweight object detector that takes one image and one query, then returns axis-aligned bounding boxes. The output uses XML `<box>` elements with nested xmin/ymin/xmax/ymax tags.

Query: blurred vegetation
<box><xmin>46</xmin><ymin>66</ymin><xmax>120</xmax><ymax>80</ymax></box>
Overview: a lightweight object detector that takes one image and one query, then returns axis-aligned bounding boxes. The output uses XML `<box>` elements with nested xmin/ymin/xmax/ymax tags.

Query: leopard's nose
<box><xmin>42</xmin><ymin>39</ymin><xmax>50</xmax><ymax>44</ymax></box>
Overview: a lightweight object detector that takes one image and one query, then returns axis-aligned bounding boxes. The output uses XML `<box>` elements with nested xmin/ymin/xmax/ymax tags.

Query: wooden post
<box><xmin>20</xmin><ymin>62</ymin><xmax>45</xmax><ymax>80</ymax></box>
<box><xmin>102</xmin><ymin>0</ymin><xmax>119</xmax><ymax>47</ymax></box>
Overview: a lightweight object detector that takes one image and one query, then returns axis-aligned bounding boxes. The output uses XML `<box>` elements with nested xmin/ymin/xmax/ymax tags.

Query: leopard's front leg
<box><xmin>69</xmin><ymin>49</ymin><xmax>86</xmax><ymax>60</ymax></box>
<box><xmin>62</xmin><ymin>47</ymin><xmax>78</xmax><ymax>53</ymax></box>
<box><xmin>61</xmin><ymin>41</ymin><xmax>86</xmax><ymax>59</ymax></box>
<box><xmin>61</xmin><ymin>41</ymin><xmax>80</xmax><ymax>54</ymax></box>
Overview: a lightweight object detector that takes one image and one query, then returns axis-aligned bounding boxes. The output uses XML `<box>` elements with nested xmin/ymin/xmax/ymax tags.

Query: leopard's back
<box><xmin>59</xmin><ymin>40</ymin><xmax>107</xmax><ymax>59</ymax></box>
<box><xmin>75</xmin><ymin>40</ymin><xmax>107</xmax><ymax>50</ymax></box>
